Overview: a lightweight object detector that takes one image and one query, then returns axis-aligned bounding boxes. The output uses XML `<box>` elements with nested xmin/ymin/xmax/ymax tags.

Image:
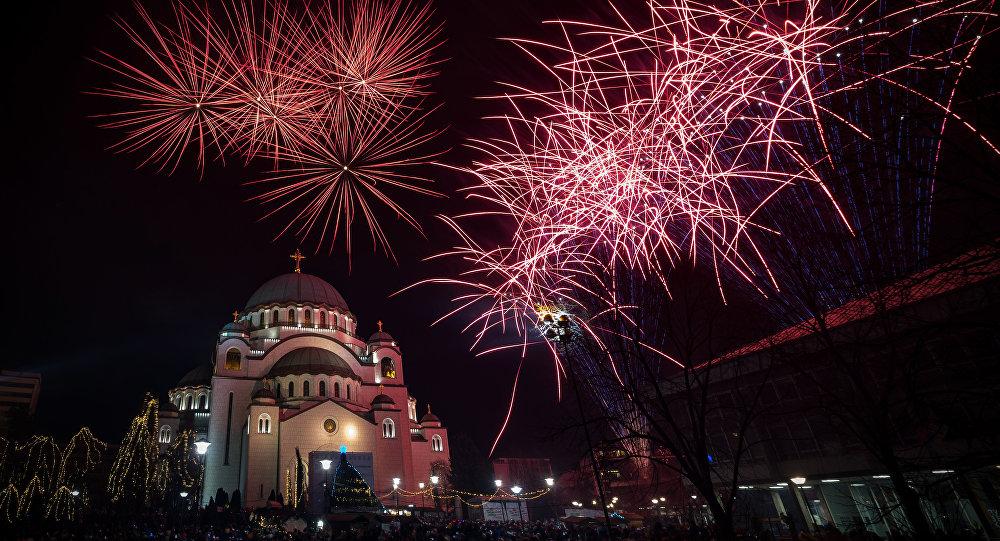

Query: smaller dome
<box><xmin>420</xmin><ymin>405</ymin><xmax>440</xmax><ymax>425</ymax></box>
<box><xmin>253</xmin><ymin>387</ymin><xmax>276</xmax><ymax>400</ymax></box>
<box><xmin>368</xmin><ymin>331</ymin><xmax>394</xmax><ymax>343</ymax></box>
<box><xmin>371</xmin><ymin>394</ymin><xmax>395</xmax><ymax>406</ymax></box>
<box><xmin>177</xmin><ymin>364</ymin><xmax>212</xmax><ymax>388</ymax></box>
<box><xmin>222</xmin><ymin>320</ymin><xmax>249</xmax><ymax>333</ymax></box>
<box><xmin>268</xmin><ymin>347</ymin><xmax>358</xmax><ymax>379</ymax></box>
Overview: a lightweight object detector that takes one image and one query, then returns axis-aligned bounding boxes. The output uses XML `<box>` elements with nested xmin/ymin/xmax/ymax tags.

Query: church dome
<box><xmin>222</xmin><ymin>320</ymin><xmax>249</xmax><ymax>333</ymax></box>
<box><xmin>268</xmin><ymin>347</ymin><xmax>358</xmax><ymax>379</ymax></box>
<box><xmin>368</xmin><ymin>331</ymin><xmax>394</xmax><ymax>344</ymax></box>
<box><xmin>245</xmin><ymin>273</ymin><xmax>349</xmax><ymax>311</ymax></box>
<box><xmin>371</xmin><ymin>394</ymin><xmax>395</xmax><ymax>406</ymax></box>
<box><xmin>178</xmin><ymin>364</ymin><xmax>212</xmax><ymax>388</ymax></box>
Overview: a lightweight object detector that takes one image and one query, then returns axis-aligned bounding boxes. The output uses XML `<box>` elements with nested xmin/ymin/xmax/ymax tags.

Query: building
<box><xmin>0</xmin><ymin>371</ymin><xmax>41</xmax><ymax>417</ymax></box>
<box><xmin>161</xmin><ymin>254</ymin><xmax>450</xmax><ymax>510</ymax></box>
<box><xmin>683</xmin><ymin>247</ymin><xmax>1000</xmax><ymax>537</ymax></box>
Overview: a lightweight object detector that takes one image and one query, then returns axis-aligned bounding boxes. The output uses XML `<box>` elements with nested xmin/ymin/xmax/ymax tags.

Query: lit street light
<box><xmin>544</xmin><ymin>477</ymin><xmax>554</xmax><ymax>487</ymax></box>
<box><xmin>320</xmin><ymin>459</ymin><xmax>333</xmax><ymax>470</ymax></box>
<box><xmin>495</xmin><ymin>479</ymin><xmax>502</xmax><ymax>488</ymax></box>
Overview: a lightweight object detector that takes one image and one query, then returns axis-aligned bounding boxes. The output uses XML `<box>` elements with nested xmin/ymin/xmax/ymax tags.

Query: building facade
<box><xmin>162</xmin><ymin>260</ymin><xmax>450</xmax><ymax>509</ymax></box>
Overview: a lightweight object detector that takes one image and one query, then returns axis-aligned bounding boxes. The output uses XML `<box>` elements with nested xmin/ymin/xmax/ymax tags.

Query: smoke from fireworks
<box><xmin>90</xmin><ymin>0</ymin><xmax>444</xmax><ymax>258</ymax></box>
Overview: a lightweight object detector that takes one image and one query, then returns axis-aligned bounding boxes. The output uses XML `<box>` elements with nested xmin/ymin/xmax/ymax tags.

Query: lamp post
<box><xmin>419</xmin><ymin>482</ymin><xmax>425</xmax><ymax>510</ymax></box>
<box><xmin>392</xmin><ymin>478</ymin><xmax>400</xmax><ymax>515</ymax></box>
<box><xmin>511</xmin><ymin>486</ymin><xmax>523</xmax><ymax>522</ymax></box>
<box><xmin>430</xmin><ymin>475</ymin><xmax>440</xmax><ymax>512</ymax></box>
<box><xmin>193</xmin><ymin>438</ymin><xmax>210</xmax><ymax>507</ymax></box>
<box><xmin>321</xmin><ymin>459</ymin><xmax>333</xmax><ymax>512</ymax></box>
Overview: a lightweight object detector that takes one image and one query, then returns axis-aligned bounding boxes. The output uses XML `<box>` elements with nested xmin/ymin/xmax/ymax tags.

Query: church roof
<box><xmin>177</xmin><ymin>364</ymin><xmax>212</xmax><ymax>388</ymax></box>
<box><xmin>368</xmin><ymin>331</ymin><xmax>394</xmax><ymax>343</ymax></box>
<box><xmin>245</xmin><ymin>273</ymin><xmax>349</xmax><ymax>311</ymax></box>
<box><xmin>371</xmin><ymin>394</ymin><xmax>395</xmax><ymax>405</ymax></box>
<box><xmin>268</xmin><ymin>347</ymin><xmax>359</xmax><ymax>379</ymax></box>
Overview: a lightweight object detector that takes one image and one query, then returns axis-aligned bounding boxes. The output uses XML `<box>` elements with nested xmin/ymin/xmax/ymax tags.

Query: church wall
<box><xmin>276</xmin><ymin>401</ymin><xmax>379</xmax><ymax>503</ymax></box>
<box><xmin>245</xmin><ymin>403</ymin><xmax>280</xmax><ymax>509</ymax></box>
<box><xmin>373</xmin><ymin>408</ymin><xmax>412</xmax><ymax>498</ymax></box>
<box><xmin>203</xmin><ymin>376</ymin><xmax>255</xmax><ymax>506</ymax></box>
<box><xmin>410</xmin><ymin>427</ymin><xmax>450</xmax><ymax>487</ymax></box>
<box><xmin>251</xmin><ymin>335</ymin><xmax>373</xmax><ymax>381</ymax></box>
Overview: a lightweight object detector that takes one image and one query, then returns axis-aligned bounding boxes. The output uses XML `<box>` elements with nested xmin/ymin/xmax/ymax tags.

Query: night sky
<box><xmin>3</xmin><ymin>0</ymin><xmax>614</xmax><ymax>468</ymax></box>
<box><xmin>5</xmin><ymin>0</ymin><xmax>999</xmax><ymax>472</ymax></box>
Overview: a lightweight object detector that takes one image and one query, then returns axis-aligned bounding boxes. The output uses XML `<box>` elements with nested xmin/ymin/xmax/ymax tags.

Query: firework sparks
<box><xmin>90</xmin><ymin>0</ymin><xmax>445</xmax><ymax>257</ymax></box>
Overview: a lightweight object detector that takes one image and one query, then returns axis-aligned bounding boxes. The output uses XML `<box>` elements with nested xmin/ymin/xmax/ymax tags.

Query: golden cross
<box><xmin>290</xmin><ymin>248</ymin><xmax>306</xmax><ymax>273</ymax></box>
<box><xmin>232</xmin><ymin>309</ymin><xmax>239</xmax><ymax>322</ymax></box>
<box><xmin>377</xmin><ymin>320</ymin><xmax>383</xmax><ymax>333</ymax></box>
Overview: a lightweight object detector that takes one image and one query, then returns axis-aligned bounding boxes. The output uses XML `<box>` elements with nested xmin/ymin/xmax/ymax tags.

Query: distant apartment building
<box><xmin>0</xmin><ymin>371</ymin><xmax>41</xmax><ymax>416</ymax></box>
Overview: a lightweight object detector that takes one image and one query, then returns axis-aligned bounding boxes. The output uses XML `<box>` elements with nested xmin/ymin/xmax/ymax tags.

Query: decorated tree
<box><xmin>107</xmin><ymin>394</ymin><xmax>158</xmax><ymax>507</ymax></box>
<box><xmin>329</xmin><ymin>453</ymin><xmax>383</xmax><ymax>511</ymax></box>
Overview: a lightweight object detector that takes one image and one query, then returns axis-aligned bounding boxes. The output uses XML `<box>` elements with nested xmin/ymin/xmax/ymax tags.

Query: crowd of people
<box><xmin>9</xmin><ymin>509</ymin><xmax>991</xmax><ymax>541</ymax></box>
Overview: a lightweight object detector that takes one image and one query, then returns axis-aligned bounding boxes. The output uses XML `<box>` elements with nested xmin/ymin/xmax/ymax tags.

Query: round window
<box><xmin>323</xmin><ymin>418</ymin><xmax>338</xmax><ymax>434</ymax></box>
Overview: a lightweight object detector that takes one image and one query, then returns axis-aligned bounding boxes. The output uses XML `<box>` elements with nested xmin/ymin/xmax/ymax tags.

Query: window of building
<box><xmin>257</xmin><ymin>413</ymin><xmax>272</xmax><ymax>434</ymax></box>
<box><xmin>303</xmin><ymin>380</ymin><xmax>310</xmax><ymax>397</ymax></box>
<box><xmin>304</xmin><ymin>309</ymin><xmax>312</xmax><ymax>325</ymax></box>
<box><xmin>271</xmin><ymin>309</ymin><xmax>278</xmax><ymax>325</ymax></box>
<box><xmin>159</xmin><ymin>425</ymin><xmax>172</xmax><ymax>444</ymax></box>
<box><xmin>186</xmin><ymin>395</ymin><xmax>193</xmax><ymax>410</ymax></box>
<box><xmin>346</xmin><ymin>384</ymin><xmax>351</xmax><ymax>401</ymax></box>
<box><xmin>334</xmin><ymin>382</ymin><xmax>341</xmax><ymax>398</ymax></box>
<box><xmin>319</xmin><ymin>381</ymin><xmax>326</xmax><ymax>397</ymax></box>
<box><xmin>288</xmin><ymin>308</ymin><xmax>296</xmax><ymax>324</ymax></box>
<box><xmin>320</xmin><ymin>312</ymin><xmax>327</xmax><ymax>327</ymax></box>
<box><xmin>199</xmin><ymin>394</ymin><xmax>207</xmax><ymax>409</ymax></box>
<box><xmin>382</xmin><ymin>418</ymin><xmax>396</xmax><ymax>438</ymax></box>
<box><xmin>252</xmin><ymin>313</ymin><xmax>258</xmax><ymax>327</ymax></box>
<box><xmin>381</xmin><ymin>357</ymin><xmax>396</xmax><ymax>379</ymax></box>
<box><xmin>287</xmin><ymin>381</ymin><xmax>295</xmax><ymax>398</ymax></box>
<box><xmin>431</xmin><ymin>434</ymin><xmax>443</xmax><ymax>452</ymax></box>
<box><xmin>225</xmin><ymin>348</ymin><xmax>242</xmax><ymax>370</ymax></box>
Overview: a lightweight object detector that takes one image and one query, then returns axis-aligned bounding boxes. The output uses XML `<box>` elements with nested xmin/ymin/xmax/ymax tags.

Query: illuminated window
<box><xmin>287</xmin><ymin>308</ymin><xmax>295</xmax><ymax>323</ymax></box>
<box><xmin>334</xmin><ymin>382</ymin><xmax>341</xmax><ymax>398</ymax></box>
<box><xmin>381</xmin><ymin>358</ymin><xmax>396</xmax><ymax>379</ymax></box>
<box><xmin>304</xmin><ymin>309</ymin><xmax>312</xmax><ymax>325</ymax></box>
<box><xmin>159</xmin><ymin>425</ymin><xmax>172</xmax><ymax>444</ymax></box>
<box><xmin>319</xmin><ymin>381</ymin><xmax>327</xmax><ymax>397</ymax></box>
<box><xmin>346</xmin><ymin>384</ymin><xmax>351</xmax><ymax>401</ymax></box>
<box><xmin>257</xmin><ymin>413</ymin><xmax>272</xmax><ymax>434</ymax></box>
<box><xmin>303</xmin><ymin>380</ymin><xmax>311</xmax><ymax>397</ymax></box>
<box><xmin>225</xmin><ymin>348</ymin><xmax>242</xmax><ymax>370</ymax></box>
<box><xmin>382</xmin><ymin>418</ymin><xmax>396</xmax><ymax>438</ymax></box>
<box><xmin>186</xmin><ymin>395</ymin><xmax>193</xmax><ymax>410</ymax></box>
<box><xmin>198</xmin><ymin>394</ymin><xmax>207</xmax><ymax>409</ymax></box>
<box><xmin>431</xmin><ymin>435</ymin><xmax>443</xmax><ymax>452</ymax></box>
<box><xmin>287</xmin><ymin>381</ymin><xmax>295</xmax><ymax>398</ymax></box>
<box><xmin>271</xmin><ymin>310</ymin><xmax>278</xmax><ymax>325</ymax></box>
<box><xmin>320</xmin><ymin>311</ymin><xmax>327</xmax><ymax>327</ymax></box>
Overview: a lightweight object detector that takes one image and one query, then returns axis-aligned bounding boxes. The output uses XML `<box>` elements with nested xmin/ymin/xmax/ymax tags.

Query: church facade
<box><xmin>160</xmin><ymin>255</ymin><xmax>449</xmax><ymax>509</ymax></box>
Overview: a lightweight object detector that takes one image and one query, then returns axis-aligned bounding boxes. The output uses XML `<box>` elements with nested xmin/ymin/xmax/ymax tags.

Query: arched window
<box><xmin>382</xmin><ymin>418</ymin><xmax>396</xmax><ymax>438</ymax></box>
<box><xmin>271</xmin><ymin>310</ymin><xmax>278</xmax><ymax>325</ymax></box>
<box><xmin>251</xmin><ymin>313</ymin><xmax>258</xmax><ymax>327</ymax></box>
<box><xmin>303</xmin><ymin>380</ymin><xmax>311</xmax><ymax>397</ymax></box>
<box><xmin>288</xmin><ymin>308</ymin><xmax>296</xmax><ymax>324</ymax></box>
<box><xmin>186</xmin><ymin>394</ymin><xmax>193</xmax><ymax>410</ymax></box>
<box><xmin>319</xmin><ymin>381</ymin><xmax>327</xmax><ymax>397</ymax></box>
<box><xmin>175</xmin><ymin>396</ymin><xmax>182</xmax><ymax>409</ymax></box>
<box><xmin>334</xmin><ymin>382</ymin><xmax>341</xmax><ymax>398</ymax></box>
<box><xmin>346</xmin><ymin>384</ymin><xmax>351</xmax><ymax>401</ymax></box>
<box><xmin>335</xmin><ymin>314</ymin><xmax>340</xmax><ymax>328</ymax></box>
<box><xmin>257</xmin><ymin>413</ymin><xmax>272</xmax><ymax>434</ymax></box>
<box><xmin>287</xmin><ymin>381</ymin><xmax>295</xmax><ymax>398</ymax></box>
<box><xmin>225</xmin><ymin>348</ymin><xmax>242</xmax><ymax>370</ymax></box>
<box><xmin>304</xmin><ymin>309</ymin><xmax>312</xmax><ymax>325</ymax></box>
<box><xmin>198</xmin><ymin>394</ymin><xmax>207</xmax><ymax>409</ymax></box>
<box><xmin>159</xmin><ymin>425</ymin><xmax>172</xmax><ymax>443</ymax></box>
<box><xmin>381</xmin><ymin>357</ymin><xmax>396</xmax><ymax>379</ymax></box>
<box><xmin>320</xmin><ymin>312</ymin><xmax>327</xmax><ymax>327</ymax></box>
<box><xmin>431</xmin><ymin>434</ymin><xmax>444</xmax><ymax>452</ymax></box>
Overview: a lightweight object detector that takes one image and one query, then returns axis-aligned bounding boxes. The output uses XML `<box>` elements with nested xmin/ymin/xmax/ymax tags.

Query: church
<box><xmin>158</xmin><ymin>251</ymin><xmax>450</xmax><ymax>509</ymax></box>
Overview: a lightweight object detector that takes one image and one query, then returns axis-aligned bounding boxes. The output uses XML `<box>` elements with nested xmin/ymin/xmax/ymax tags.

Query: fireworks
<box><xmin>91</xmin><ymin>0</ymin><xmax>444</xmax><ymax>257</ymax></box>
<box><xmin>412</xmin><ymin>0</ymin><xmax>999</xmax><ymax>450</ymax></box>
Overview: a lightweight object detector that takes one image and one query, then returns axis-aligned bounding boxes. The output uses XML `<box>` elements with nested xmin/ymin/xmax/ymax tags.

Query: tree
<box><xmin>446</xmin><ymin>433</ymin><xmax>494</xmax><ymax>493</ymax></box>
<box><xmin>107</xmin><ymin>394</ymin><xmax>159</xmax><ymax>508</ymax></box>
<box><xmin>329</xmin><ymin>453</ymin><xmax>383</xmax><ymax>511</ymax></box>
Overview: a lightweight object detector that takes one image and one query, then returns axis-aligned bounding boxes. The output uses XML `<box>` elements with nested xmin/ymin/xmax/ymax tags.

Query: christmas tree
<box><xmin>329</xmin><ymin>452</ymin><xmax>383</xmax><ymax>511</ymax></box>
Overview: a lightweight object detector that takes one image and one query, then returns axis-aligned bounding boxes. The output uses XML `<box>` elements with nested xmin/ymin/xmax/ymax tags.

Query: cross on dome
<box><xmin>377</xmin><ymin>320</ymin><xmax>383</xmax><ymax>332</ymax></box>
<box><xmin>290</xmin><ymin>248</ymin><xmax>306</xmax><ymax>273</ymax></box>
<box><xmin>232</xmin><ymin>309</ymin><xmax>239</xmax><ymax>322</ymax></box>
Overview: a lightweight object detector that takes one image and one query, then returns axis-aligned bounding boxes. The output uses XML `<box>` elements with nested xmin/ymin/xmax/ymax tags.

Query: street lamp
<box><xmin>419</xmin><ymin>482</ymin><xmax>425</xmax><ymax>509</ymax></box>
<box><xmin>320</xmin><ymin>459</ymin><xmax>333</xmax><ymax>470</ymax></box>
<box><xmin>544</xmin><ymin>477</ymin><xmax>554</xmax><ymax>487</ymax></box>
<box><xmin>495</xmin><ymin>479</ymin><xmax>502</xmax><ymax>488</ymax></box>
<box><xmin>791</xmin><ymin>476</ymin><xmax>807</xmax><ymax>485</ymax></box>
<box><xmin>430</xmin><ymin>475</ymin><xmax>439</xmax><ymax>485</ymax></box>
<box><xmin>193</xmin><ymin>438</ymin><xmax>210</xmax><ymax>506</ymax></box>
<box><xmin>392</xmin><ymin>478</ymin><xmax>400</xmax><ymax>514</ymax></box>
<box><xmin>180</xmin><ymin>491</ymin><xmax>189</xmax><ymax>498</ymax></box>
<box><xmin>511</xmin><ymin>485</ymin><xmax>522</xmax><ymax>494</ymax></box>
<box><xmin>71</xmin><ymin>490</ymin><xmax>80</xmax><ymax>497</ymax></box>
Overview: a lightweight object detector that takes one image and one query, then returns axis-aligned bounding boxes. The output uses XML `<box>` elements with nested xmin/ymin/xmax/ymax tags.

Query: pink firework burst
<box><xmin>90</xmin><ymin>1</ymin><xmax>236</xmax><ymax>174</ymax></box>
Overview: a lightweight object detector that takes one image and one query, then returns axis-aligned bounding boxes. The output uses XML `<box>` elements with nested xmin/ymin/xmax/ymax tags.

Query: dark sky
<box><xmin>2</xmin><ymin>0</ymin><xmax>610</xmax><ymax>470</ymax></box>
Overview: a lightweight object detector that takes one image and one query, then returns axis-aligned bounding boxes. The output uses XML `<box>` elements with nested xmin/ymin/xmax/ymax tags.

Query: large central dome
<box><xmin>245</xmin><ymin>273</ymin><xmax>349</xmax><ymax>311</ymax></box>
